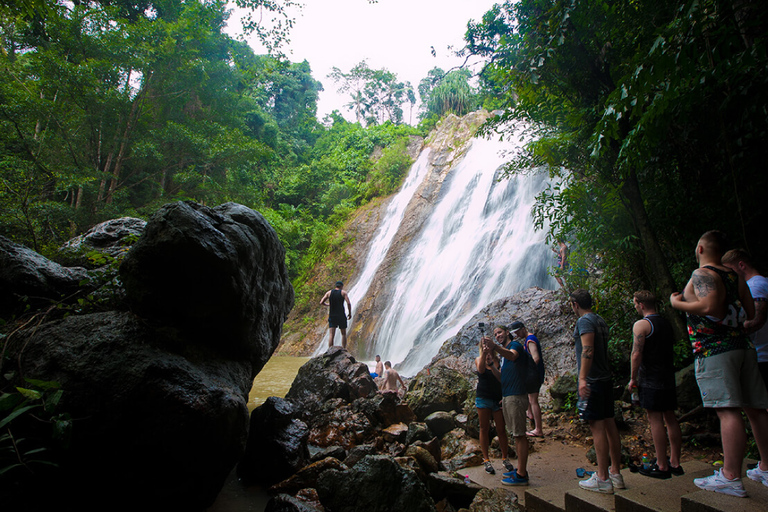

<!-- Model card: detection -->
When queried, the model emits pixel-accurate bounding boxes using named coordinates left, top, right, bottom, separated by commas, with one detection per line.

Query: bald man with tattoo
left=570, top=288, right=624, bottom=494
left=671, top=230, right=768, bottom=496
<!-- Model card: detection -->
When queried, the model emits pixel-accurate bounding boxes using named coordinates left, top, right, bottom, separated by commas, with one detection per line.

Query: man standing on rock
left=628, top=290, right=683, bottom=479
left=671, top=231, right=768, bottom=496
left=722, top=248, right=768, bottom=393
left=485, top=325, right=530, bottom=486
left=320, top=281, right=352, bottom=349
left=570, top=288, right=624, bottom=494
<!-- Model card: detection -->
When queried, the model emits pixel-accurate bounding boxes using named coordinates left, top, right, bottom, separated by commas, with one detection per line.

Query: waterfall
left=317, top=129, right=555, bottom=374
left=314, top=149, right=433, bottom=355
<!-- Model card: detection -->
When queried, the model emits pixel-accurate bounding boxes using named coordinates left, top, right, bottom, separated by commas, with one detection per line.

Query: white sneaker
left=746, top=465, right=768, bottom=487
left=579, top=473, right=614, bottom=494
left=609, top=471, right=625, bottom=489
left=693, top=469, right=747, bottom=498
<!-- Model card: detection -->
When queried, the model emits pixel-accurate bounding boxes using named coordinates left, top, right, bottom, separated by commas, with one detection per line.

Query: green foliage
left=466, top=0, right=768, bottom=351
left=419, top=68, right=479, bottom=119
left=0, top=376, right=71, bottom=479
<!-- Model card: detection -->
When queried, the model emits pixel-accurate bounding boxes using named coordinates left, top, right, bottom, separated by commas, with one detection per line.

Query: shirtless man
left=670, top=230, right=768, bottom=496
left=371, top=355, right=384, bottom=379
left=320, top=281, right=352, bottom=348
left=381, top=361, right=406, bottom=394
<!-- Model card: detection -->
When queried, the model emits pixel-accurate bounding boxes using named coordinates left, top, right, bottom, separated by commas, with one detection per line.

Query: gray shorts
left=695, top=348, right=768, bottom=409
left=502, top=395, right=528, bottom=437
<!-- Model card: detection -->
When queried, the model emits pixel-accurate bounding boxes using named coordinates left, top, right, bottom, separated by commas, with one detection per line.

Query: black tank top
left=329, top=289, right=345, bottom=317
left=639, top=314, right=675, bottom=389
left=476, top=368, right=502, bottom=401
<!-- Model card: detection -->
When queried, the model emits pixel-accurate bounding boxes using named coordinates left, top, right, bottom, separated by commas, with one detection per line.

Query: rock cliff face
left=278, top=112, right=491, bottom=356
left=1, top=201, right=293, bottom=511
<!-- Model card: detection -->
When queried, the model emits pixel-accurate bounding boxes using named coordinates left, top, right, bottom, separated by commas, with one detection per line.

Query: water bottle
left=631, top=388, right=640, bottom=407
left=641, top=453, right=650, bottom=471
left=464, top=475, right=471, bottom=484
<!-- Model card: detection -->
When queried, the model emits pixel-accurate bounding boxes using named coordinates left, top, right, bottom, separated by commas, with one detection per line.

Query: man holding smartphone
left=485, top=325, right=530, bottom=486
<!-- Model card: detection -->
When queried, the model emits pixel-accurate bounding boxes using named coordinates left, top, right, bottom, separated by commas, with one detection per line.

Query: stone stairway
left=524, top=460, right=768, bottom=512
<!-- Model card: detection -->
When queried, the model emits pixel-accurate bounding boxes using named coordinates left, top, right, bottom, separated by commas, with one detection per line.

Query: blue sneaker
left=502, top=469, right=529, bottom=486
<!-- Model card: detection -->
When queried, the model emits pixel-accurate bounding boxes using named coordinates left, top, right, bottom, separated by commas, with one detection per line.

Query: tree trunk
left=621, top=169, right=688, bottom=340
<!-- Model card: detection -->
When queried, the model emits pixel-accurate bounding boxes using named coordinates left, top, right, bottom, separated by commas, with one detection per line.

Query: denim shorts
left=475, top=396, right=501, bottom=412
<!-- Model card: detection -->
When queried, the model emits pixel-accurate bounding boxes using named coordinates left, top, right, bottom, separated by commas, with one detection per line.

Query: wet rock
left=59, top=217, right=146, bottom=266
left=407, top=421, right=435, bottom=445
left=240, top=397, right=309, bottom=485
left=344, top=443, right=377, bottom=467
left=441, top=429, right=483, bottom=471
left=269, top=457, right=347, bottom=496
left=405, top=366, right=472, bottom=420
left=425, top=472, right=484, bottom=510
left=0, top=235, right=94, bottom=316
left=382, top=422, right=409, bottom=443
left=265, top=493, right=325, bottom=512
left=468, top=487, right=522, bottom=512
left=306, top=402, right=375, bottom=449
left=286, top=347, right=377, bottom=419
left=352, top=390, right=416, bottom=426
left=316, top=455, right=437, bottom=512
left=308, top=445, right=346, bottom=463
left=412, top=437, right=442, bottom=465
left=406, top=445, right=440, bottom=474
left=425, top=411, right=456, bottom=438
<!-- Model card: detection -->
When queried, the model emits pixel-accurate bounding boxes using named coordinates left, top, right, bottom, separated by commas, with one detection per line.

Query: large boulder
left=239, top=397, right=309, bottom=485
left=405, top=365, right=472, bottom=420
left=316, top=455, right=437, bottom=512
left=4, top=201, right=293, bottom=510
left=285, top=347, right=377, bottom=418
left=120, top=201, right=294, bottom=372
left=0, top=235, right=94, bottom=315
left=59, top=217, right=146, bottom=266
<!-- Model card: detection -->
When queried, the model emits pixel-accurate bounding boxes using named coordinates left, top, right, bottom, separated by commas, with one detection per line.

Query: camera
left=478, top=322, right=485, bottom=334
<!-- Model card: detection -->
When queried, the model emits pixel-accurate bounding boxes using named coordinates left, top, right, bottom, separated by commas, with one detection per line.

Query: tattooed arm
left=578, top=332, right=595, bottom=399
left=628, top=319, right=650, bottom=391
left=745, top=299, right=766, bottom=334
left=670, top=268, right=725, bottom=317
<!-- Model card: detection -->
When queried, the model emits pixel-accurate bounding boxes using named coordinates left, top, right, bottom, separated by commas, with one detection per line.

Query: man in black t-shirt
left=628, top=290, right=683, bottom=479
left=320, top=281, right=352, bottom=349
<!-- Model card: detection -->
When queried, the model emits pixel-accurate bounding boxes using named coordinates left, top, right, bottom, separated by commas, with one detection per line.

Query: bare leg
left=716, top=408, right=746, bottom=480
left=589, top=419, right=611, bottom=481
left=647, top=410, right=669, bottom=470
left=515, top=435, right=529, bottom=476
left=745, top=407, right=768, bottom=472
left=528, top=392, right=543, bottom=435
left=605, top=418, right=622, bottom=475
left=493, top=408, right=510, bottom=460
left=340, top=328, right=347, bottom=349
left=478, top=408, right=491, bottom=461
left=328, top=327, right=336, bottom=348
left=663, top=410, right=682, bottom=468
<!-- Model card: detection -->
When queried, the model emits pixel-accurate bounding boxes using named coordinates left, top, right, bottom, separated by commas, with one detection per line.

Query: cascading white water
left=314, top=149, right=433, bottom=355
left=374, top=134, right=555, bottom=375
left=317, top=129, right=555, bottom=374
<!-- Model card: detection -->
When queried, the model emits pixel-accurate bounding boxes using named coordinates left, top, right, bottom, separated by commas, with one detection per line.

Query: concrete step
left=614, top=461, right=712, bottom=512
left=680, top=475, right=768, bottom=512
left=525, top=460, right=714, bottom=512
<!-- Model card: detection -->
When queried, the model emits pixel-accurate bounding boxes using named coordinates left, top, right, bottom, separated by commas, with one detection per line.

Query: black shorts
left=329, top=315, right=347, bottom=329
left=759, top=361, right=768, bottom=394
left=578, top=380, right=614, bottom=421
left=639, top=386, right=677, bottom=412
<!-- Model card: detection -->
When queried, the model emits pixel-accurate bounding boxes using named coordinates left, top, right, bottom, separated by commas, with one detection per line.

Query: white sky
left=225, top=0, right=499, bottom=123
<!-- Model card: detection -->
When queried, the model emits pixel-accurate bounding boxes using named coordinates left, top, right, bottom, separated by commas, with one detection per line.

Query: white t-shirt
left=747, top=275, right=768, bottom=362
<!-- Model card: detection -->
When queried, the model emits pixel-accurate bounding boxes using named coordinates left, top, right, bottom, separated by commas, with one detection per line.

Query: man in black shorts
left=320, top=281, right=352, bottom=349
left=628, top=290, right=683, bottom=479
left=571, top=289, right=624, bottom=494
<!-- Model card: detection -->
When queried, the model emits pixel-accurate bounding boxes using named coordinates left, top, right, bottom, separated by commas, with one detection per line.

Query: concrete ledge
left=614, top=462, right=712, bottom=512
left=680, top=478, right=768, bottom=512
left=525, top=480, right=575, bottom=512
